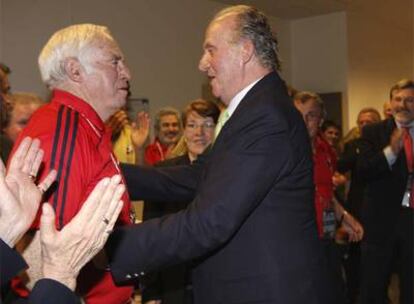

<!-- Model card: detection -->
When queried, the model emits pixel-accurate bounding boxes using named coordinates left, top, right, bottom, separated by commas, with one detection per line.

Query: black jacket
left=109, top=72, right=333, bottom=304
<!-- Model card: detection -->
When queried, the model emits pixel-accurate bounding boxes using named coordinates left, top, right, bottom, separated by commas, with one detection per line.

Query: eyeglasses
left=186, top=121, right=215, bottom=130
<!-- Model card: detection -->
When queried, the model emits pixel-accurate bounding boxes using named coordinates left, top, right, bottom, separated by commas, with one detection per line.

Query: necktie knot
left=214, top=109, right=229, bottom=140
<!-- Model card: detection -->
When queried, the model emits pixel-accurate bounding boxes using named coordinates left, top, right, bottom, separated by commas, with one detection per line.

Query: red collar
left=52, top=89, right=105, bottom=134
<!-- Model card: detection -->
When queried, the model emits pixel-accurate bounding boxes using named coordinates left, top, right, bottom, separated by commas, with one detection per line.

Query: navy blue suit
left=109, top=72, right=333, bottom=303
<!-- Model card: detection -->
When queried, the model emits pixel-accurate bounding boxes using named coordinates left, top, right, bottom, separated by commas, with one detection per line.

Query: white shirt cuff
left=384, top=145, right=397, bottom=167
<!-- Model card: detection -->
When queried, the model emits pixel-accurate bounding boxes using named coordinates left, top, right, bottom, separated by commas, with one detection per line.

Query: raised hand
left=106, top=110, right=130, bottom=136
left=0, top=137, right=56, bottom=247
left=131, top=111, right=150, bottom=149
left=39, top=175, right=125, bottom=290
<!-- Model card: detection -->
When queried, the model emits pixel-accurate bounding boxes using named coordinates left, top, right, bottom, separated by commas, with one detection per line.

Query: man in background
left=2, top=93, right=45, bottom=141
left=358, top=79, right=414, bottom=304
left=145, top=107, right=181, bottom=165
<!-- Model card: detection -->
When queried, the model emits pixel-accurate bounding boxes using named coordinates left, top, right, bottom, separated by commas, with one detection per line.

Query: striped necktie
left=214, top=109, right=229, bottom=140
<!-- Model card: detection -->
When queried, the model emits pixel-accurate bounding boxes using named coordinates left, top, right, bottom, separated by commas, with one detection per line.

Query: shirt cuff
left=383, top=145, right=397, bottom=167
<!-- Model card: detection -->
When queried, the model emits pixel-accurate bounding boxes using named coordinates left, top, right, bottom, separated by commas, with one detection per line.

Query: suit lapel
left=213, top=72, right=286, bottom=147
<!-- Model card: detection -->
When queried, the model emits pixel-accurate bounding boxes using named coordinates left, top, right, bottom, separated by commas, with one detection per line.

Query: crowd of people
left=0, top=4, right=412, bottom=304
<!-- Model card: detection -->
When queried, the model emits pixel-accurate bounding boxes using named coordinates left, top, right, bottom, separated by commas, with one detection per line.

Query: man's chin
left=394, top=114, right=414, bottom=126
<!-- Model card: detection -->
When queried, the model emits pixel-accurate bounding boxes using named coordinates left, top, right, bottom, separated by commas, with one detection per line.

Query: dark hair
left=0, top=63, right=11, bottom=74
left=321, top=120, right=340, bottom=133
left=182, top=99, right=220, bottom=126
left=0, top=95, right=12, bottom=130
left=214, top=5, right=281, bottom=71
left=389, top=79, right=414, bottom=99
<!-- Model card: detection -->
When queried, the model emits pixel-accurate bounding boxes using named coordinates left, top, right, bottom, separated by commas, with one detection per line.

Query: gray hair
left=38, top=24, right=115, bottom=87
left=294, top=91, right=326, bottom=119
left=357, top=107, right=381, bottom=123
left=154, top=107, right=181, bottom=133
left=213, top=5, right=281, bottom=71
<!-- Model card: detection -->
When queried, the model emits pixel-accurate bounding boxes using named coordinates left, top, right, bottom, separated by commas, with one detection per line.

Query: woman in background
left=142, top=99, right=220, bottom=304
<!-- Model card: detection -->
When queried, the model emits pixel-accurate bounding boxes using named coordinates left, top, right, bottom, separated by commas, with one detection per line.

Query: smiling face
left=157, top=114, right=181, bottom=147
left=80, top=39, right=131, bottom=120
left=198, top=16, right=245, bottom=105
left=390, top=88, right=414, bottom=126
left=322, top=126, right=340, bottom=147
left=184, top=110, right=215, bottom=161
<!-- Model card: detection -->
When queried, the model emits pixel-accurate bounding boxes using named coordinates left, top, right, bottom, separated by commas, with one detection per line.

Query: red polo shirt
left=13, top=89, right=133, bottom=303
left=313, top=134, right=337, bottom=238
left=144, top=138, right=169, bottom=165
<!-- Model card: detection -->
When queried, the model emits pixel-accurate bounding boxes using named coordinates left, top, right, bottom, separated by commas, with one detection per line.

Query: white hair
left=38, top=24, right=115, bottom=87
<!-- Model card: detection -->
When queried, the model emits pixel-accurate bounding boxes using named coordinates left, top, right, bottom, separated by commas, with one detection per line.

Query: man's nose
left=119, top=61, right=131, bottom=80
left=198, top=54, right=209, bottom=72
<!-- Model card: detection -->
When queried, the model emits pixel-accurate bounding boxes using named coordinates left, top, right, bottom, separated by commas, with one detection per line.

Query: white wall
left=291, top=12, right=347, bottom=93
left=346, top=0, right=413, bottom=127
left=269, top=17, right=292, bottom=83
left=0, top=0, right=291, bottom=119
left=290, top=12, right=348, bottom=128
left=289, top=5, right=413, bottom=131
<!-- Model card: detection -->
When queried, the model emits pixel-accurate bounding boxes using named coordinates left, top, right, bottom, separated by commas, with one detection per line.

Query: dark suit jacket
left=357, top=118, right=409, bottom=243
left=0, top=239, right=79, bottom=303
left=142, top=154, right=193, bottom=304
left=337, top=138, right=366, bottom=219
left=0, top=133, right=13, bottom=163
left=109, top=72, right=331, bottom=304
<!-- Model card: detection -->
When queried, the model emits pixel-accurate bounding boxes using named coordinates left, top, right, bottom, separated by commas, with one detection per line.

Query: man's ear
left=240, top=39, right=255, bottom=64
left=63, top=58, right=84, bottom=83
left=293, top=99, right=301, bottom=110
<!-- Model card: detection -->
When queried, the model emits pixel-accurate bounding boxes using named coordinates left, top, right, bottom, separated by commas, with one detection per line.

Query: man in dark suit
left=357, top=79, right=414, bottom=304
left=108, top=5, right=332, bottom=304
left=336, top=107, right=381, bottom=304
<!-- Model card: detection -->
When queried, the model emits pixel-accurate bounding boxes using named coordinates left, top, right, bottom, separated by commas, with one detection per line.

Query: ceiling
left=213, top=0, right=350, bottom=19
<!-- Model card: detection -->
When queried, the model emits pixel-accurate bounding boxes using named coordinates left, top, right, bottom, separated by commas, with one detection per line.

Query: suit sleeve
left=337, top=141, right=357, bottom=174
left=107, top=116, right=294, bottom=283
left=357, top=124, right=392, bottom=181
left=29, top=279, right=80, bottom=304
left=0, top=238, right=27, bottom=289
left=121, top=160, right=202, bottom=202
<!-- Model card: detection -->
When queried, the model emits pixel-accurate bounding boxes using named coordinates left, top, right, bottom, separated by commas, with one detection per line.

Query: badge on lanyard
left=322, top=207, right=336, bottom=239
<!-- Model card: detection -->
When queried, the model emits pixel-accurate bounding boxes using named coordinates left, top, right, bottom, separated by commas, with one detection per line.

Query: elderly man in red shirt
left=10, top=24, right=134, bottom=303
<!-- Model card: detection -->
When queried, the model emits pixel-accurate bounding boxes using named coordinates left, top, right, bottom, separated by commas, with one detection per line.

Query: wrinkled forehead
left=160, top=114, right=179, bottom=124
left=85, top=38, right=123, bottom=61
left=300, top=98, right=321, bottom=113
left=204, top=16, right=238, bottom=44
